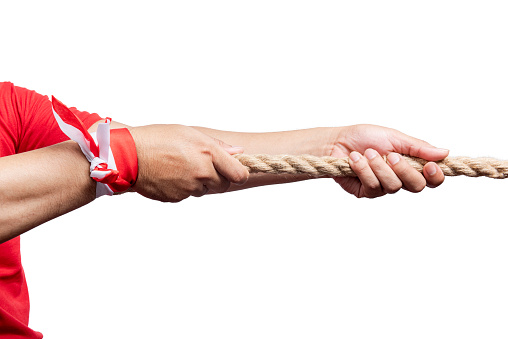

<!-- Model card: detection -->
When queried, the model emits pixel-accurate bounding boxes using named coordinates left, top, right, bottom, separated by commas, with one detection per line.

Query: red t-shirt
left=0, top=82, right=103, bottom=338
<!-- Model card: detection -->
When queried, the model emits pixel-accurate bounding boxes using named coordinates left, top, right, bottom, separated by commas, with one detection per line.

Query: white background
left=1, top=1, right=508, bottom=338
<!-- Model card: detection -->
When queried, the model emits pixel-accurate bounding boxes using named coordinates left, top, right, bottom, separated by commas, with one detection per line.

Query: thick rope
left=233, top=154, right=508, bottom=179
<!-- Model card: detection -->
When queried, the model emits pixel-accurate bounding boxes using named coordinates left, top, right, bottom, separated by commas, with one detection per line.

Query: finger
left=190, top=183, right=209, bottom=197
left=386, top=152, right=426, bottom=193
left=410, top=146, right=449, bottom=162
left=349, top=151, right=384, bottom=198
left=211, top=146, right=250, bottom=185
left=364, top=149, right=403, bottom=194
left=223, top=146, right=245, bottom=155
left=389, top=130, right=449, bottom=161
left=333, top=177, right=363, bottom=197
left=422, top=162, right=445, bottom=188
left=202, top=171, right=231, bottom=193
left=192, top=160, right=231, bottom=195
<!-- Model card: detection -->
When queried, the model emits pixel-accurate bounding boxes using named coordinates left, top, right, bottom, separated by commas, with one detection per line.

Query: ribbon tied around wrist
left=51, top=96, right=138, bottom=197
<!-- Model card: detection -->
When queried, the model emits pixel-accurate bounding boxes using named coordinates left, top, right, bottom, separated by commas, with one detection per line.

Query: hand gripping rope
left=51, top=97, right=138, bottom=197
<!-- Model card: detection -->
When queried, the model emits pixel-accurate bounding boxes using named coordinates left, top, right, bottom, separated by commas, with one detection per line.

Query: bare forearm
left=193, top=126, right=338, bottom=155
left=0, top=141, right=96, bottom=243
left=192, top=126, right=341, bottom=191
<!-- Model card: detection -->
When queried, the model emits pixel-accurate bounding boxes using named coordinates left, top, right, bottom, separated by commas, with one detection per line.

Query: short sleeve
left=2, top=83, right=104, bottom=153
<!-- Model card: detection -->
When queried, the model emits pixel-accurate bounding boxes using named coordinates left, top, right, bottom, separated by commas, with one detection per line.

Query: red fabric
left=107, top=128, right=138, bottom=191
left=51, top=98, right=138, bottom=192
left=51, top=96, right=101, bottom=156
left=0, top=82, right=104, bottom=338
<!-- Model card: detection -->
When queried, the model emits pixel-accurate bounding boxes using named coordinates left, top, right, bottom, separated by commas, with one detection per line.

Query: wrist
left=312, top=126, right=347, bottom=157
left=52, top=97, right=138, bottom=197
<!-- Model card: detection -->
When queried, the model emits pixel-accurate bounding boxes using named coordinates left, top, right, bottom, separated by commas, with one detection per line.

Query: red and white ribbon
left=51, top=96, right=137, bottom=197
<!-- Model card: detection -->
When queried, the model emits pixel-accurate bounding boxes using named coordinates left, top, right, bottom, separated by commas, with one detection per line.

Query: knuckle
left=166, top=193, right=188, bottom=203
left=190, top=182, right=205, bottom=195
left=383, top=187, right=398, bottom=194
left=216, top=181, right=231, bottom=193
left=230, top=168, right=249, bottom=184
left=351, top=156, right=367, bottom=169
left=364, top=181, right=380, bottom=192
left=229, top=172, right=242, bottom=184
left=198, top=143, right=213, bottom=156
left=395, top=164, right=412, bottom=178
left=213, top=138, right=227, bottom=148
left=408, top=180, right=426, bottom=193
left=193, top=165, right=213, bottom=181
left=384, top=181, right=403, bottom=194
left=351, top=163, right=369, bottom=177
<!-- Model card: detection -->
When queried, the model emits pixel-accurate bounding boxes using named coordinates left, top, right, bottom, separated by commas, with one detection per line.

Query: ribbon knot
left=90, top=157, right=120, bottom=184
left=90, top=157, right=107, bottom=171
left=52, top=96, right=138, bottom=197
left=51, top=96, right=119, bottom=195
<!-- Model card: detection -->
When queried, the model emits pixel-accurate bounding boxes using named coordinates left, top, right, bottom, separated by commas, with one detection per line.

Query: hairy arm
left=0, top=121, right=133, bottom=243
left=0, top=141, right=96, bottom=243
left=0, top=121, right=128, bottom=243
left=0, top=121, right=248, bottom=243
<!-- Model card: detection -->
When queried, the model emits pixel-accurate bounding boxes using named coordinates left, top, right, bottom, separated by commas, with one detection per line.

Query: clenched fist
left=129, top=124, right=249, bottom=202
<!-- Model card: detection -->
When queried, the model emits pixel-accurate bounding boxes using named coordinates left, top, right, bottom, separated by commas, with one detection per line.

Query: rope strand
left=233, top=154, right=508, bottom=179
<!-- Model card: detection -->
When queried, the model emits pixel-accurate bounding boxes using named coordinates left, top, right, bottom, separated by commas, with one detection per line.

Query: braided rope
left=233, top=154, right=508, bottom=179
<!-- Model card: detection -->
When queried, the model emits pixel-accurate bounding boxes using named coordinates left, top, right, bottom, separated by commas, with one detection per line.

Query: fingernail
left=350, top=151, right=361, bottom=162
left=225, top=146, right=244, bottom=154
left=387, top=153, right=400, bottom=165
left=427, top=163, right=437, bottom=176
left=365, top=149, right=377, bottom=160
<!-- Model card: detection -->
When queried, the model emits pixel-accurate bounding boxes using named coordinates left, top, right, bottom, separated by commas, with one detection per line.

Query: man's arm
left=193, top=126, right=339, bottom=190
left=192, top=125, right=449, bottom=196
left=0, top=120, right=119, bottom=243
left=0, top=121, right=447, bottom=243
left=0, top=141, right=96, bottom=243
left=0, top=122, right=249, bottom=244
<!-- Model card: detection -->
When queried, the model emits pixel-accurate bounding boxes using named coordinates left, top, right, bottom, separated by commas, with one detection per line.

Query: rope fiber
left=233, top=154, right=508, bottom=179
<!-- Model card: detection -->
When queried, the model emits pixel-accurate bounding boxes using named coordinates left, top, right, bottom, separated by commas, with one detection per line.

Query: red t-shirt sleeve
left=0, top=82, right=104, bottom=153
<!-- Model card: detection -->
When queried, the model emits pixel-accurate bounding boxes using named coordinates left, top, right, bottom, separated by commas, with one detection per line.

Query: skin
left=192, top=124, right=447, bottom=196
left=0, top=122, right=446, bottom=243
left=331, top=124, right=448, bottom=198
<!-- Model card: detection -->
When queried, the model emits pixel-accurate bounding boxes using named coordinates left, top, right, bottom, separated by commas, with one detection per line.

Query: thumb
left=211, top=144, right=250, bottom=185
left=212, top=138, right=245, bottom=155
left=390, top=130, right=449, bottom=161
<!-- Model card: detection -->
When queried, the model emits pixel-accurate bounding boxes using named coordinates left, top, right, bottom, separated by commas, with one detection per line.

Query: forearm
left=193, top=126, right=337, bottom=155
left=0, top=141, right=96, bottom=243
left=192, top=126, right=342, bottom=191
